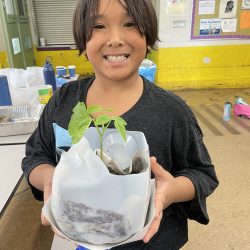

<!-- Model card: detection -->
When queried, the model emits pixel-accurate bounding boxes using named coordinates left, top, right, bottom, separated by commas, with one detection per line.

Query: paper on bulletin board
left=221, top=18, right=237, bottom=32
left=240, top=11, right=250, bottom=28
left=219, top=0, right=238, bottom=18
left=242, top=0, right=250, bottom=9
left=198, top=0, right=215, bottom=15
left=200, top=18, right=221, bottom=35
left=167, top=0, right=185, bottom=14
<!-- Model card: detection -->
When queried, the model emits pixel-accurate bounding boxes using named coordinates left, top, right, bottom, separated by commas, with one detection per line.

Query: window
left=32, top=0, right=77, bottom=46
left=17, top=0, right=25, bottom=16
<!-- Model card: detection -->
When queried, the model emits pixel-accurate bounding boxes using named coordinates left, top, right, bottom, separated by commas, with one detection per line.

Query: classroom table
left=0, top=134, right=30, bottom=145
left=0, top=134, right=30, bottom=217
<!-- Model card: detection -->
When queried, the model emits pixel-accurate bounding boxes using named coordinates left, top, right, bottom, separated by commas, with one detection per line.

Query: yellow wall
left=153, top=44, right=250, bottom=90
left=3, top=44, right=250, bottom=90
left=34, top=49, right=94, bottom=76
left=0, top=51, right=9, bottom=68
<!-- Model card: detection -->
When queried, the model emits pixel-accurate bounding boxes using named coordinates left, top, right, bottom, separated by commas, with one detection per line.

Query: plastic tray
left=0, top=105, right=43, bottom=137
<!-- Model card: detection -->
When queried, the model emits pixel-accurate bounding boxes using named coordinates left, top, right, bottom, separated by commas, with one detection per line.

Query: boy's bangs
left=84, top=1, right=99, bottom=41
left=73, top=0, right=158, bottom=55
left=120, top=0, right=145, bottom=35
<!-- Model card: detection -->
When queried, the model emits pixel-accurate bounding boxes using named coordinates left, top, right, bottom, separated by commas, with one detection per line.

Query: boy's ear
left=146, top=46, right=151, bottom=56
left=83, top=52, right=88, bottom=60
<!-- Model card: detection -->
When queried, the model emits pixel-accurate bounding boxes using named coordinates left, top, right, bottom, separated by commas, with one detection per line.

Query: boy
left=22, top=1, right=219, bottom=249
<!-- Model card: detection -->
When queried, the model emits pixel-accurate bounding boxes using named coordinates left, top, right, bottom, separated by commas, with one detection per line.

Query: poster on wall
left=167, top=0, right=186, bottom=14
left=192, top=0, right=250, bottom=39
left=240, top=11, right=250, bottom=28
left=242, top=0, right=250, bottom=9
left=221, top=18, right=237, bottom=32
left=198, top=0, right=216, bottom=15
left=200, top=18, right=221, bottom=34
left=219, top=0, right=238, bottom=18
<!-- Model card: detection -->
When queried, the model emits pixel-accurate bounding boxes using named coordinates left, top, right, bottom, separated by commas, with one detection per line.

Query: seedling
left=68, top=102, right=127, bottom=160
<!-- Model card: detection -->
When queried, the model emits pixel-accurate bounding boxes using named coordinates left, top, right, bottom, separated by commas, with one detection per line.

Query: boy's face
left=85, top=0, right=147, bottom=82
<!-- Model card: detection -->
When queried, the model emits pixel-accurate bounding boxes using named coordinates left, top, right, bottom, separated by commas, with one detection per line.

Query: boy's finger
left=154, top=197, right=164, bottom=218
left=41, top=213, right=50, bottom=226
left=143, top=212, right=162, bottom=243
left=43, top=185, right=52, bottom=203
left=150, top=156, right=165, bottom=178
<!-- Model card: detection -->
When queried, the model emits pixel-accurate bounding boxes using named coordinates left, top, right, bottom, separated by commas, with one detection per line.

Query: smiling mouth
left=104, top=54, right=129, bottom=62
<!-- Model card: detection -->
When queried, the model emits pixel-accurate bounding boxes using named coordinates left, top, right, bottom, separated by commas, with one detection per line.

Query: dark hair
left=73, top=0, right=158, bottom=56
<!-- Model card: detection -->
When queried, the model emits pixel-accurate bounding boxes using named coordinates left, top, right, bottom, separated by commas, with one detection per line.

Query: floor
left=0, top=88, right=250, bottom=250
left=177, top=88, right=250, bottom=250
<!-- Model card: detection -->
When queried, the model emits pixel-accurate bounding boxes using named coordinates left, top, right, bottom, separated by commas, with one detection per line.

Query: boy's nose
left=106, top=29, right=124, bottom=47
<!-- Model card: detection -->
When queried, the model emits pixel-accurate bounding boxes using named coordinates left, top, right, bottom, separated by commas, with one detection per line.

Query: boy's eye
left=124, top=22, right=136, bottom=28
left=93, top=24, right=105, bottom=29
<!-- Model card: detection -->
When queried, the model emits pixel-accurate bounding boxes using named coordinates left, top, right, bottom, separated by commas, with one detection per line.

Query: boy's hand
left=41, top=167, right=54, bottom=226
left=143, top=157, right=176, bottom=243
left=143, top=157, right=195, bottom=243
left=41, top=184, right=52, bottom=226
left=41, top=167, right=69, bottom=240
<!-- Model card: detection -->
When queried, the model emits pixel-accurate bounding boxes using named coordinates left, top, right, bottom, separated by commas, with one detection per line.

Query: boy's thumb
left=41, top=213, right=50, bottom=226
left=150, top=156, right=164, bottom=178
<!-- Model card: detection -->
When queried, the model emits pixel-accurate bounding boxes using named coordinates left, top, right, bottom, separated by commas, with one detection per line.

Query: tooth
left=106, top=55, right=127, bottom=62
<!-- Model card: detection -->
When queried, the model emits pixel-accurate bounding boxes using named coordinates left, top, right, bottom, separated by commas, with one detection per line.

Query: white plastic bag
left=26, top=66, right=45, bottom=86
left=8, top=68, right=28, bottom=88
left=0, top=67, right=46, bottom=105
left=43, top=128, right=155, bottom=249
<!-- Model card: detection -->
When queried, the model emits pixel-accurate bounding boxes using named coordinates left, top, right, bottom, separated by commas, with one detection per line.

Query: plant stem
left=100, top=133, right=103, bottom=160
left=95, top=121, right=111, bottom=161
left=96, top=126, right=103, bottom=160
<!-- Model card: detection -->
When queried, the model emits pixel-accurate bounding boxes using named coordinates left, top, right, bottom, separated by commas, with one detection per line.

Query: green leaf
left=113, top=116, right=127, bottom=125
left=94, top=114, right=111, bottom=126
left=69, top=102, right=127, bottom=147
left=69, top=102, right=93, bottom=143
left=73, top=102, right=87, bottom=114
left=71, top=133, right=84, bottom=144
left=87, top=105, right=102, bottom=114
left=72, top=102, right=90, bottom=121
left=114, top=119, right=127, bottom=142
left=69, top=112, right=90, bottom=135
left=68, top=116, right=79, bottom=137
left=70, top=117, right=92, bottom=144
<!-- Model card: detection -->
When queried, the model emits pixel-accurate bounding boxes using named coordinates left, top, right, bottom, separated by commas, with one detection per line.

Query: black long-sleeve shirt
left=22, top=76, right=219, bottom=249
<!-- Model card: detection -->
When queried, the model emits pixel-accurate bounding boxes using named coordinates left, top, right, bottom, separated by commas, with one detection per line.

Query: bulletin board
left=191, top=0, right=250, bottom=39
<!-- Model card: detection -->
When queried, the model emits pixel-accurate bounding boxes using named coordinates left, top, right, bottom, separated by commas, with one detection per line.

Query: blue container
left=0, top=75, right=12, bottom=106
left=43, top=56, right=57, bottom=91
left=68, top=65, right=76, bottom=77
left=138, top=63, right=157, bottom=83
left=63, top=67, right=67, bottom=76
left=75, top=246, right=109, bottom=250
left=75, top=246, right=89, bottom=250
left=56, top=66, right=64, bottom=77
left=56, top=76, right=68, bottom=88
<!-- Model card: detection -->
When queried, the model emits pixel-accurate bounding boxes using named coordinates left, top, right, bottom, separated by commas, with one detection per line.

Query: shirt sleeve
left=171, top=104, right=219, bottom=224
left=21, top=93, right=58, bottom=201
